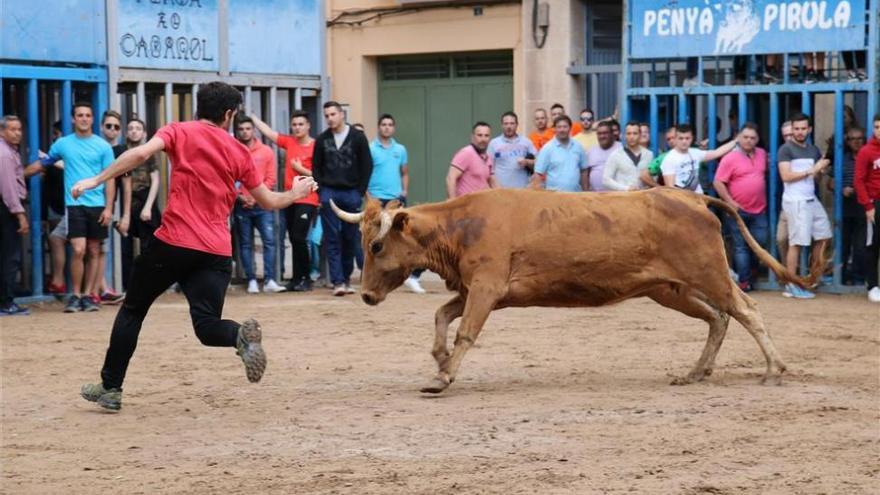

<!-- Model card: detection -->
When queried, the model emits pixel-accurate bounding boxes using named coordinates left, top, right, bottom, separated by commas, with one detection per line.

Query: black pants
left=285, top=203, right=317, bottom=284
left=841, top=214, right=866, bottom=283
left=0, top=203, right=22, bottom=307
left=121, top=193, right=161, bottom=292
left=101, top=239, right=239, bottom=390
left=866, top=202, right=880, bottom=289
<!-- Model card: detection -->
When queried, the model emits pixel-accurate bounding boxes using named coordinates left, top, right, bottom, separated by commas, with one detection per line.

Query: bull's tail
left=700, top=196, right=826, bottom=289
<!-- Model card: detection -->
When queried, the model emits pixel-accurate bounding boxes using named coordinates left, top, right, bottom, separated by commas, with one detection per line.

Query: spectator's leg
left=85, top=239, right=103, bottom=298
left=865, top=205, right=880, bottom=290
left=290, top=204, right=316, bottom=285
left=320, top=190, right=345, bottom=286
left=234, top=205, right=257, bottom=282
left=850, top=215, right=867, bottom=284
left=728, top=214, right=750, bottom=285
left=255, top=209, right=277, bottom=282
left=49, top=229, right=67, bottom=290
left=0, top=204, right=19, bottom=307
left=70, top=237, right=87, bottom=296
left=749, top=212, right=769, bottom=281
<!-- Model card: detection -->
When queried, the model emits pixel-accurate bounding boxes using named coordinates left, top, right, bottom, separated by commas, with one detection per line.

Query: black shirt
left=312, top=127, right=373, bottom=195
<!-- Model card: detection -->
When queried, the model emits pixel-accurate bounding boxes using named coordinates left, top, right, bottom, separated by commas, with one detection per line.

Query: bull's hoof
left=670, top=375, right=694, bottom=386
left=760, top=374, right=784, bottom=386
left=420, top=377, right=450, bottom=394
left=670, top=369, right=709, bottom=386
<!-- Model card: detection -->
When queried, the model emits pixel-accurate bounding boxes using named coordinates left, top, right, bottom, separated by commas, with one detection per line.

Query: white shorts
left=50, top=213, right=67, bottom=239
left=782, top=197, right=832, bottom=246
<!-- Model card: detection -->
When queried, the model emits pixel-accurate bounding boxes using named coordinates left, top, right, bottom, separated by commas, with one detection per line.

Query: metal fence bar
left=767, top=91, right=780, bottom=287
left=832, top=90, right=845, bottom=286
left=27, top=79, right=43, bottom=296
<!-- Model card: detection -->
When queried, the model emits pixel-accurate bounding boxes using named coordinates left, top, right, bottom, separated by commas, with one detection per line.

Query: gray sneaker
left=80, top=383, right=122, bottom=410
left=236, top=319, right=266, bottom=383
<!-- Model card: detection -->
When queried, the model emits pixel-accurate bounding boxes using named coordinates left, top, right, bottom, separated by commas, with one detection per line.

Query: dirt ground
left=2, top=278, right=878, bottom=494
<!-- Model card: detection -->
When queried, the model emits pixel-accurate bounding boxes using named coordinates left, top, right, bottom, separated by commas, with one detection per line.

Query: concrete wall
left=522, top=0, right=586, bottom=134
left=327, top=0, right=524, bottom=134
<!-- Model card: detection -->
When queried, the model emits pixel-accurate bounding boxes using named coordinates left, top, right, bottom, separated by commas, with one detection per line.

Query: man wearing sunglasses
left=573, top=108, right=598, bottom=154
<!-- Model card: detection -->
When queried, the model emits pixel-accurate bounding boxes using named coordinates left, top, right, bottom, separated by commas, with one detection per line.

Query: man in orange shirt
left=234, top=116, right=286, bottom=294
left=528, top=108, right=553, bottom=151
left=250, top=111, right=319, bottom=292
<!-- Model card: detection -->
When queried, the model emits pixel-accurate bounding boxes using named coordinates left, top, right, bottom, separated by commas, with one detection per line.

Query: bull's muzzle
left=361, top=292, right=379, bottom=306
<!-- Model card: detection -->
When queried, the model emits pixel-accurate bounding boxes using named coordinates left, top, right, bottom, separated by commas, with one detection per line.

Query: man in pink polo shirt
left=446, top=121, right=499, bottom=198
left=234, top=116, right=286, bottom=294
left=713, top=122, right=768, bottom=292
left=71, top=82, right=316, bottom=410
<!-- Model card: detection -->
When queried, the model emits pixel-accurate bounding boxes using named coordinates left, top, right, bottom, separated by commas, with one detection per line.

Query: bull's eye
left=370, top=241, right=383, bottom=255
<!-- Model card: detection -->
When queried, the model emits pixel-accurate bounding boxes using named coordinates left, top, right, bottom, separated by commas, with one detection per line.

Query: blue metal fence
left=1, top=64, right=109, bottom=301
left=620, top=0, right=879, bottom=293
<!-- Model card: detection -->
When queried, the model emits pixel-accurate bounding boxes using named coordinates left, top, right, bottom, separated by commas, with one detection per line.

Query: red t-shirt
left=277, top=134, right=318, bottom=206
left=153, top=121, right=259, bottom=256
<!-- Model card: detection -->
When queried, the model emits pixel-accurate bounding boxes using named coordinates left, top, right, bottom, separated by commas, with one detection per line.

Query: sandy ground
left=1, top=278, right=878, bottom=494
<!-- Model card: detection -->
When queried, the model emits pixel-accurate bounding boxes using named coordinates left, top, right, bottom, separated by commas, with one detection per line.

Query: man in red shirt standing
left=250, top=111, right=318, bottom=292
left=233, top=116, right=286, bottom=294
left=855, top=114, right=880, bottom=302
left=72, top=82, right=317, bottom=410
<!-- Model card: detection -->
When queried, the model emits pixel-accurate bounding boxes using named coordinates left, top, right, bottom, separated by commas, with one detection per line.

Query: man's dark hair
left=846, top=126, right=865, bottom=137
left=323, top=101, right=343, bottom=111
left=639, top=122, right=649, bottom=128
left=609, top=119, right=620, bottom=129
left=236, top=115, right=254, bottom=127
left=740, top=121, right=760, bottom=134
left=597, top=120, right=614, bottom=132
left=550, top=103, right=565, bottom=111
left=472, top=121, right=491, bottom=132
left=625, top=120, right=641, bottom=130
left=789, top=113, right=812, bottom=126
left=53, top=120, right=62, bottom=132
left=378, top=113, right=395, bottom=125
left=291, top=111, right=310, bottom=123
left=101, top=110, right=121, bottom=124
left=553, top=115, right=572, bottom=127
left=196, top=82, right=242, bottom=124
left=71, top=101, right=93, bottom=117
left=128, top=117, right=146, bottom=129
left=873, top=114, right=880, bottom=123
left=580, top=107, right=594, bottom=116
left=676, top=123, right=694, bottom=135
left=501, top=111, right=518, bottom=123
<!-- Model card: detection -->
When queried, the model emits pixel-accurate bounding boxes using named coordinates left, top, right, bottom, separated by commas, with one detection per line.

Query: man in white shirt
left=777, top=113, right=831, bottom=299
left=661, top=123, right=737, bottom=193
left=603, top=121, right=654, bottom=191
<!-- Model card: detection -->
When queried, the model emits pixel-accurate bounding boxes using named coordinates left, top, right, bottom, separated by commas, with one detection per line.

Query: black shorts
left=67, top=206, right=108, bottom=240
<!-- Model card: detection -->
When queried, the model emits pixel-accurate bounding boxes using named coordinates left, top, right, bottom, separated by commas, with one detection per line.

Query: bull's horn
left=329, top=199, right=364, bottom=224
left=376, top=211, right=393, bottom=240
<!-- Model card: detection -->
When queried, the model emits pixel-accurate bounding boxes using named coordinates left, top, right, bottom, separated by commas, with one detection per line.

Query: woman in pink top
left=71, top=82, right=317, bottom=411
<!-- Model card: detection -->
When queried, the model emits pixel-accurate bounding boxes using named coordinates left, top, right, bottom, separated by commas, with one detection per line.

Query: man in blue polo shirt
left=488, top=111, right=536, bottom=189
left=530, top=115, right=588, bottom=192
left=37, top=102, right=115, bottom=313
left=368, top=114, right=425, bottom=293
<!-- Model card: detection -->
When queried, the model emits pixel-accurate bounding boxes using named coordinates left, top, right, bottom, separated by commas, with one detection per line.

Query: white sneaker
left=263, top=279, right=287, bottom=293
left=868, top=286, right=880, bottom=303
left=404, top=276, right=426, bottom=294
left=344, top=283, right=357, bottom=294
left=247, top=279, right=259, bottom=294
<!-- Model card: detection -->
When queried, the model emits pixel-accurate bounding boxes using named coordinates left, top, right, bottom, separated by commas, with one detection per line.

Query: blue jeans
left=319, top=187, right=362, bottom=285
left=234, top=204, right=277, bottom=281
left=725, top=210, right=768, bottom=285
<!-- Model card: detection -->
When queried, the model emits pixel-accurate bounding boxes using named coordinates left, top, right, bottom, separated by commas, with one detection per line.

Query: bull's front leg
left=431, top=295, right=465, bottom=370
left=421, top=285, right=501, bottom=394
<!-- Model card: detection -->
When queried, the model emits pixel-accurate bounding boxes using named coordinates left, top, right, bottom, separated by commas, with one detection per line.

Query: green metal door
left=378, top=51, right=513, bottom=204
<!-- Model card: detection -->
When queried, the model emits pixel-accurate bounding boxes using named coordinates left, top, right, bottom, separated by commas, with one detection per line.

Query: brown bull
left=331, top=188, right=823, bottom=394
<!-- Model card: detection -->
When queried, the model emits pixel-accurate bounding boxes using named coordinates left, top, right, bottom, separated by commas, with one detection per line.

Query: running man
left=72, top=82, right=317, bottom=410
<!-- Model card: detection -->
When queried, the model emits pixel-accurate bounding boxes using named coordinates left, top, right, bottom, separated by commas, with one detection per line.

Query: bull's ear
left=392, top=211, right=409, bottom=232
left=385, top=199, right=401, bottom=210
left=364, top=195, right=382, bottom=218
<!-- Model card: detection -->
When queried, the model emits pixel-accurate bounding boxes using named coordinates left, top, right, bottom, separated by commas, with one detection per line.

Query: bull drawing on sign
left=332, top=188, right=824, bottom=394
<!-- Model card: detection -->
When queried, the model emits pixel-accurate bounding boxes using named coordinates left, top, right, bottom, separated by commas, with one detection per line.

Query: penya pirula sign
left=630, top=0, right=866, bottom=58
left=117, top=0, right=219, bottom=71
